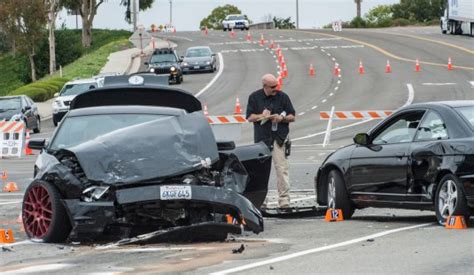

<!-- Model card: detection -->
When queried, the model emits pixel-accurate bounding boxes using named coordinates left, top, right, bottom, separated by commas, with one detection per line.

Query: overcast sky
left=58, top=0, right=399, bottom=31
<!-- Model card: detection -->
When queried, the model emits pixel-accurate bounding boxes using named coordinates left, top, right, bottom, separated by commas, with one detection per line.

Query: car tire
left=434, top=174, right=470, bottom=225
left=223, top=28, right=227, bottom=32
left=53, top=118, right=58, bottom=127
left=327, top=169, right=354, bottom=219
left=22, top=180, right=72, bottom=243
left=33, top=117, right=41, bottom=133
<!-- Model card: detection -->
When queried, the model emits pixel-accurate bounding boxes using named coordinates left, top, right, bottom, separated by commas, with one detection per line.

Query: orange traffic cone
left=277, top=74, right=283, bottom=90
left=278, top=52, right=283, bottom=63
left=234, top=98, right=242, bottom=115
left=324, top=208, right=344, bottom=222
left=447, top=57, right=453, bottom=71
left=1, top=170, right=7, bottom=182
left=269, top=40, right=274, bottom=49
left=230, top=29, right=235, bottom=38
left=333, top=63, right=339, bottom=76
left=259, top=34, right=265, bottom=46
left=2, top=182, right=19, bottom=192
left=309, top=64, right=315, bottom=76
left=17, top=213, right=24, bottom=233
left=246, top=31, right=252, bottom=41
left=282, top=63, right=288, bottom=78
left=415, top=58, right=421, bottom=72
left=0, top=228, right=15, bottom=243
left=445, top=216, right=468, bottom=229
left=203, top=104, right=209, bottom=116
left=24, top=131, right=33, bottom=155
left=276, top=45, right=281, bottom=54
left=385, top=60, right=392, bottom=73
left=359, top=60, right=365, bottom=75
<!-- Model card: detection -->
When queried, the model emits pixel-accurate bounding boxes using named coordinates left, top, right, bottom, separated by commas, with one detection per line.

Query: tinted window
left=372, top=111, right=425, bottom=145
left=456, top=106, right=474, bottom=128
left=50, top=114, right=169, bottom=150
left=415, top=111, right=448, bottom=141
left=186, top=48, right=211, bottom=57
left=60, top=83, right=95, bottom=96
left=0, top=98, right=21, bottom=111
left=150, top=53, right=177, bottom=63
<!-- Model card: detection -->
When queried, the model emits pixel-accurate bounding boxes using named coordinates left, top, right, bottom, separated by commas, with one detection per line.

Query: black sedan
left=315, top=101, right=474, bottom=224
left=23, top=75, right=271, bottom=243
left=181, top=46, right=217, bottom=73
left=0, top=95, right=41, bottom=133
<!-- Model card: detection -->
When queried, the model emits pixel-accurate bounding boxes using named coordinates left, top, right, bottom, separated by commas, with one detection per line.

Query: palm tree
left=355, top=0, right=363, bottom=18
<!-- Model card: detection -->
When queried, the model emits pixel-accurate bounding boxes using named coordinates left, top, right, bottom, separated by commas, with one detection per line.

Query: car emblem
left=128, top=75, right=144, bottom=85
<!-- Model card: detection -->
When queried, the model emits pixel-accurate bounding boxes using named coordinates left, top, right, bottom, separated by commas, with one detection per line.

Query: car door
left=21, top=96, right=34, bottom=127
left=408, top=110, right=450, bottom=202
left=349, top=110, right=426, bottom=202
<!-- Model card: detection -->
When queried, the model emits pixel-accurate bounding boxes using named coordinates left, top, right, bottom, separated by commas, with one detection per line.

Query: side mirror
left=23, top=106, right=32, bottom=112
left=180, top=56, right=184, bottom=59
left=53, top=92, right=59, bottom=97
left=353, top=133, right=370, bottom=146
left=144, top=62, right=149, bottom=66
left=28, top=138, right=46, bottom=150
left=211, top=53, right=216, bottom=57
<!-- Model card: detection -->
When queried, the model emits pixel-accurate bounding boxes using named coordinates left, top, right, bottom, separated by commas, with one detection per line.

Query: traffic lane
left=304, top=29, right=474, bottom=68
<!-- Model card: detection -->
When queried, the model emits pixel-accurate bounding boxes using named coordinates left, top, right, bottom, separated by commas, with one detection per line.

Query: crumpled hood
left=64, top=112, right=219, bottom=184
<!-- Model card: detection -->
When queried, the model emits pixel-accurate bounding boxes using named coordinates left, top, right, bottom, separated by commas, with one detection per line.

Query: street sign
left=129, top=29, right=152, bottom=50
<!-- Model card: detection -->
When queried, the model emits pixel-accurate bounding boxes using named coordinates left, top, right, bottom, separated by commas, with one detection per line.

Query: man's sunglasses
left=269, top=84, right=278, bottom=89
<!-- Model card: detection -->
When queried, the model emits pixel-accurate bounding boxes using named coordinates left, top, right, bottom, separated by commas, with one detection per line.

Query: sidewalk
left=37, top=37, right=176, bottom=120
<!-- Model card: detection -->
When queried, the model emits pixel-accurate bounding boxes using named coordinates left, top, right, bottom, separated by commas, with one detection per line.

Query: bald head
left=262, top=74, right=278, bottom=87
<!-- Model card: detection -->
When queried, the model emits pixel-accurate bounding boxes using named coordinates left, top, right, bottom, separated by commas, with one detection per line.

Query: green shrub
left=9, top=86, right=49, bottom=102
left=350, top=16, right=367, bottom=28
left=391, top=18, right=412, bottom=26
left=8, top=77, right=70, bottom=102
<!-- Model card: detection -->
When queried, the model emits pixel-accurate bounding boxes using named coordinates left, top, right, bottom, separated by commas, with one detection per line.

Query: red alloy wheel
left=23, top=185, right=53, bottom=238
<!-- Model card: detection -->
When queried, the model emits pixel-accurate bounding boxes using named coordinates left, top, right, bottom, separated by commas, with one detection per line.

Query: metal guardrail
left=249, top=22, right=275, bottom=30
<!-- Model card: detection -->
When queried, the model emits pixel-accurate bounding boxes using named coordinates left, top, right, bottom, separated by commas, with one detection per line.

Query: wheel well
left=432, top=170, right=454, bottom=202
left=317, top=164, right=343, bottom=205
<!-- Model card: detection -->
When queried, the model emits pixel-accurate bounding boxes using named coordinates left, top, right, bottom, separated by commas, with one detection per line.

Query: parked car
left=0, top=95, right=41, bottom=133
left=53, top=78, right=103, bottom=126
left=315, top=101, right=474, bottom=225
left=222, top=14, right=250, bottom=31
left=181, top=46, right=217, bottom=73
left=23, top=75, right=272, bottom=243
left=145, top=48, right=183, bottom=84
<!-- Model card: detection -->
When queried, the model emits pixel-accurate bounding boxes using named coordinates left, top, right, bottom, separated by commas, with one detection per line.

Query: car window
left=60, top=83, right=95, bottom=96
left=186, top=48, right=211, bottom=57
left=455, top=106, right=474, bottom=128
left=21, top=97, right=28, bottom=108
left=150, top=53, right=177, bottom=63
left=372, top=111, right=425, bottom=145
left=0, top=97, right=21, bottom=111
left=414, top=111, right=448, bottom=141
left=26, top=96, right=34, bottom=105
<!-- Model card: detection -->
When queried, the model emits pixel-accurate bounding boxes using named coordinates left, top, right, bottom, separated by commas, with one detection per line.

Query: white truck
left=440, top=0, right=474, bottom=35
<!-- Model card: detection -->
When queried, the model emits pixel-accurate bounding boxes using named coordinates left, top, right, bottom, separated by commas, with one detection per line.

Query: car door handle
left=395, top=152, right=405, bottom=159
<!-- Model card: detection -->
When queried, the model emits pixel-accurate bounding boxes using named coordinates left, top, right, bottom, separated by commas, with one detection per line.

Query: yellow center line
left=287, top=30, right=474, bottom=71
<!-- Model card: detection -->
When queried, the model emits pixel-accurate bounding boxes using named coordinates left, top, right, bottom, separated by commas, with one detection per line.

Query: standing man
left=246, top=74, right=296, bottom=208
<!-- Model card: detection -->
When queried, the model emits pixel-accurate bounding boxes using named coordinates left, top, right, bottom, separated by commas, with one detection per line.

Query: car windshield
left=150, top=54, right=176, bottom=63
left=50, top=113, right=169, bottom=150
left=60, top=83, right=96, bottom=96
left=227, top=15, right=245, bottom=20
left=0, top=97, right=20, bottom=111
left=456, top=106, right=474, bottom=128
left=186, top=48, right=211, bottom=57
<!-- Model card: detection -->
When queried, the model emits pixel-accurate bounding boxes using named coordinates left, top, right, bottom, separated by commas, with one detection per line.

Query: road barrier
left=0, top=120, right=26, bottom=158
left=249, top=22, right=275, bottom=30
left=320, top=110, right=393, bottom=120
left=207, top=115, right=246, bottom=141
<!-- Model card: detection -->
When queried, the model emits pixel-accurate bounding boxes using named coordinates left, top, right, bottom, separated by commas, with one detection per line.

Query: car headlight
left=82, top=186, right=110, bottom=202
left=183, top=62, right=188, bottom=66
left=53, top=100, right=63, bottom=108
left=170, top=66, right=176, bottom=72
left=206, top=61, right=211, bottom=65
left=150, top=68, right=155, bottom=73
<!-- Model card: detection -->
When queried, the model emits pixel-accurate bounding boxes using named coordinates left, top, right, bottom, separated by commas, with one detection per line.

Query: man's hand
left=270, top=114, right=283, bottom=123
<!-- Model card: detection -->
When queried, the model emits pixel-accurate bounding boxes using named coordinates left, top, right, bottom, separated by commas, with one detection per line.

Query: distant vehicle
left=315, top=101, right=474, bottom=225
left=145, top=48, right=183, bottom=84
left=440, top=0, right=473, bottom=35
left=222, top=14, right=249, bottom=31
left=52, top=78, right=103, bottom=127
left=0, top=95, right=41, bottom=133
left=181, top=46, right=217, bottom=73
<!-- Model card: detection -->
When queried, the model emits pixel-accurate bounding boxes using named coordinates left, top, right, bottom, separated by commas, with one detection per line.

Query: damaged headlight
left=82, top=186, right=110, bottom=202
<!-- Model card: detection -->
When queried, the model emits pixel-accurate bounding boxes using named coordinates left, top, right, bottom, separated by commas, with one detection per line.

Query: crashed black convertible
left=23, top=75, right=271, bottom=243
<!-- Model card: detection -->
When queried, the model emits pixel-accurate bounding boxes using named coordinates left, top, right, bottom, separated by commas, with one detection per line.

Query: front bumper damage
left=64, top=184, right=263, bottom=242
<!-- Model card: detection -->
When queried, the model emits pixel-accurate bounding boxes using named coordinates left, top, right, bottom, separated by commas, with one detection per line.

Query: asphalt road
left=1, top=26, right=473, bottom=273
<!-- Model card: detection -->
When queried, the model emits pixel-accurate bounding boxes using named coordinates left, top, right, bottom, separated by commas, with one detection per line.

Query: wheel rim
left=438, top=180, right=458, bottom=220
left=23, top=185, right=53, bottom=238
left=327, top=176, right=336, bottom=209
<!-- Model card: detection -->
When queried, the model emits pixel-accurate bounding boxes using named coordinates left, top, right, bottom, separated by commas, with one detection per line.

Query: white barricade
left=207, top=115, right=246, bottom=141
left=0, top=120, right=26, bottom=158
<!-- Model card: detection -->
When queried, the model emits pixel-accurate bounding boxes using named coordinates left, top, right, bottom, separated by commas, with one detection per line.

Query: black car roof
left=407, top=100, right=474, bottom=109
left=68, top=105, right=185, bottom=117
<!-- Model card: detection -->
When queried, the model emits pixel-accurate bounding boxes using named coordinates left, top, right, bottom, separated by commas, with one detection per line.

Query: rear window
left=61, top=83, right=96, bottom=96
left=455, top=106, right=474, bottom=128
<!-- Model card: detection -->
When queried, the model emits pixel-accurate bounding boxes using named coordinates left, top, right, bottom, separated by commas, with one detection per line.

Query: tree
left=354, top=0, right=363, bottom=18
left=62, top=0, right=105, bottom=47
left=200, top=4, right=243, bottom=30
left=45, top=0, right=62, bottom=75
left=273, top=17, right=295, bottom=29
left=365, top=5, right=393, bottom=27
left=121, top=0, right=154, bottom=24
left=0, top=0, right=47, bottom=81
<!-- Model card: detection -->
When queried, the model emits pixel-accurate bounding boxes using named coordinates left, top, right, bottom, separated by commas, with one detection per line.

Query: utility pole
left=132, top=0, right=139, bottom=31
left=169, top=0, right=173, bottom=25
left=296, top=0, right=299, bottom=29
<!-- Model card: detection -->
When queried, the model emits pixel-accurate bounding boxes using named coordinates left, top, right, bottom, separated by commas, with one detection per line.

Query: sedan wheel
left=23, top=181, right=71, bottom=242
left=33, top=118, right=41, bottom=133
left=327, top=170, right=354, bottom=219
left=435, top=174, right=469, bottom=225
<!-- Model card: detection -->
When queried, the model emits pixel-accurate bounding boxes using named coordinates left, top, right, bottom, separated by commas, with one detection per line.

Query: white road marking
left=4, top=264, right=73, bottom=274
left=311, top=105, right=318, bottom=110
left=322, top=99, right=327, bottom=103
left=0, top=200, right=21, bottom=205
left=329, top=93, right=334, bottom=96
left=331, top=57, right=336, bottom=61
left=212, top=223, right=433, bottom=274
left=0, top=193, right=24, bottom=196
left=469, top=81, right=474, bottom=87
left=298, top=112, right=306, bottom=116
left=0, top=240, right=35, bottom=247
left=195, top=52, right=224, bottom=98
left=404, top=83, right=415, bottom=107
left=422, top=83, right=457, bottom=86
left=321, top=49, right=326, bottom=52
left=334, top=87, right=339, bottom=91
left=337, top=80, right=341, bottom=84
left=338, top=74, right=342, bottom=78
left=326, top=53, right=331, bottom=57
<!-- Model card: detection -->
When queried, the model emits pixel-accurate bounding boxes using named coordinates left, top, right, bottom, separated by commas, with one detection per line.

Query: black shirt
left=246, top=89, right=296, bottom=148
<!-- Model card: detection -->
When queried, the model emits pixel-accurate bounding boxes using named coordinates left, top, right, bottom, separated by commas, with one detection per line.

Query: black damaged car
left=315, top=101, right=474, bottom=225
left=23, top=75, right=271, bottom=243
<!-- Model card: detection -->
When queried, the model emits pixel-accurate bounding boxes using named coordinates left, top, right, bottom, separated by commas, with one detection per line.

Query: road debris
left=232, top=244, right=245, bottom=254
left=2, top=246, right=14, bottom=252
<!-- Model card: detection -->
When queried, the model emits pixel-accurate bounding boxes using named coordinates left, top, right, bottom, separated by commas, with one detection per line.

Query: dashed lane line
left=211, top=223, right=433, bottom=274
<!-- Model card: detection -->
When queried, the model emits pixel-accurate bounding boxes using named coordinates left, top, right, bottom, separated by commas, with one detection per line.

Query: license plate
left=160, top=185, right=192, bottom=200
left=194, top=66, right=200, bottom=69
